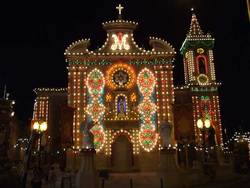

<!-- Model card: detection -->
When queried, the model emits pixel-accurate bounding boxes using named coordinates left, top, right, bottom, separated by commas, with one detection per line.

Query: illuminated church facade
left=33, top=5, right=223, bottom=171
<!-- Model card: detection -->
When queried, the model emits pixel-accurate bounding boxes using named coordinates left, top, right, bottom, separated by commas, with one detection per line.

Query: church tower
left=178, top=10, right=223, bottom=146
left=180, top=10, right=216, bottom=85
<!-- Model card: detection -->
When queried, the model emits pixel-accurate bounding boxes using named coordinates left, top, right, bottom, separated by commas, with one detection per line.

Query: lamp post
left=197, top=117, right=211, bottom=163
left=33, top=121, right=47, bottom=168
left=197, top=117, right=217, bottom=179
left=21, top=121, right=47, bottom=188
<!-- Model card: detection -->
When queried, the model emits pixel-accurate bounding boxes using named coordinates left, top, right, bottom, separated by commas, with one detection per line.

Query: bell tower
left=179, top=10, right=223, bottom=145
left=180, top=10, right=216, bottom=86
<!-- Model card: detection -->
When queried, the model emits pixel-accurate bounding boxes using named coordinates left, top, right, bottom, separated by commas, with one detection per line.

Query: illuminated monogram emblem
left=111, top=32, right=130, bottom=50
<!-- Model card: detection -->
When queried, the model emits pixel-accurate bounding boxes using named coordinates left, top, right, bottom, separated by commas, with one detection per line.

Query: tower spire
left=187, top=8, right=203, bottom=36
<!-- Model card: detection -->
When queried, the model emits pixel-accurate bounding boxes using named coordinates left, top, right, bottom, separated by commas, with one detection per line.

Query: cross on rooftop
left=116, top=4, right=124, bottom=17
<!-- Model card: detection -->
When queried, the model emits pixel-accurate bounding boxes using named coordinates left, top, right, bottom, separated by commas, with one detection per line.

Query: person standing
left=31, top=167, right=42, bottom=188
left=48, top=166, right=56, bottom=188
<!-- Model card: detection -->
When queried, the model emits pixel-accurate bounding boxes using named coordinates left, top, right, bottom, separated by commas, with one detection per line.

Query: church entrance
left=111, top=134, right=133, bottom=172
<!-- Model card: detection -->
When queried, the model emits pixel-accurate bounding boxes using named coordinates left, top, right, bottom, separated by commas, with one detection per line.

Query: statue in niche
left=117, top=96, right=126, bottom=118
left=80, top=121, right=94, bottom=149
left=160, top=121, right=173, bottom=147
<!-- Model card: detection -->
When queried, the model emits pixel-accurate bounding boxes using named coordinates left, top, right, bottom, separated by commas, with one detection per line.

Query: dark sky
left=0, top=0, right=249, bottom=136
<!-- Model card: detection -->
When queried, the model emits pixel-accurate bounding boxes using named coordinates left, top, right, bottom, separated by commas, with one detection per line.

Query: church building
left=33, top=5, right=223, bottom=171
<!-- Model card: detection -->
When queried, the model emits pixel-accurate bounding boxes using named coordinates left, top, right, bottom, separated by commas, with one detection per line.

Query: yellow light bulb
left=40, top=122, right=48, bottom=131
left=33, top=122, right=39, bottom=130
left=197, top=119, right=203, bottom=129
left=204, top=119, right=211, bottom=128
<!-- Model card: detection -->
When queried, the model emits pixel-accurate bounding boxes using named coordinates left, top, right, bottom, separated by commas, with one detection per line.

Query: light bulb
left=204, top=119, right=211, bottom=128
left=33, top=122, right=39, bottom=130
left=40, top=122, right=48, bottom=131
left=197, top=119, right=203, bottom=129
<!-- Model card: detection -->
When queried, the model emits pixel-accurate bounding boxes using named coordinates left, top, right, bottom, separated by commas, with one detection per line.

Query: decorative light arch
left=111, top=129, right=133, bottom=144
left=110, top=129, right=134, bottom=156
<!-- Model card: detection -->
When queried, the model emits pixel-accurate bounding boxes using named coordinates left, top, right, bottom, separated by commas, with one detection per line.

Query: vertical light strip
left=33, top=100, right=37, bottom=120
left=188, top=51, right=195, bottom=82
left=154, top=67, right=161, bottom=128
left=81, top=66, right=87, bottom=149
left=209, top=50, right=216, bottom=81
left=190, top=51, right=195, bottom=81
left=72, top=66, right=77, bottom=149
left=212, top=96, right=217, bottom=121
left=45, top=97, right=49, bottom=122
left=192, top=96, right=198, bottom=142
left=216, top=95, right=223, bottom=145
left=168, top=68, right=174, bottom=123
left=184, top=59, right=188, bottom=84
left=194, top=96, right=200, bottom=143
left=67, top=67, right=73, bottom=148
left=76, top=68, right=80, bottom=149
left=161, top=69, right=165, bottom=121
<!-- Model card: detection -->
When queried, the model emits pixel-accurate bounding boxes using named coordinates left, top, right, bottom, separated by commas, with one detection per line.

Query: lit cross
left=116, top=4, right=124, bottom=16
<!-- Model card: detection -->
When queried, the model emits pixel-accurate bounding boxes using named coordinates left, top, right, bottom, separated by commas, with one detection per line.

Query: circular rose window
left=113, top=70, right=129, bottom=87
left=106, top=63, right=135, bottom=89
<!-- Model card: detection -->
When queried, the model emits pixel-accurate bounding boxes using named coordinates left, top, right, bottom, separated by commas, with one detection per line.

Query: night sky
left=0, top=0, right=249, bottom=137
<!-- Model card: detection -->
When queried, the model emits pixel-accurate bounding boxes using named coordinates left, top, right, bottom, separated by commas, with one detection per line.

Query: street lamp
left=197, top=117, right=211, bottom=162
left=197, top=117, right=217, bottom=179
left=21, top=120, right=47, bottom=188
left=32, top=121, right=47, bottom=167
left=197, top=118, right=211, bottom=129
left=33, top=121, right=48, bottom=132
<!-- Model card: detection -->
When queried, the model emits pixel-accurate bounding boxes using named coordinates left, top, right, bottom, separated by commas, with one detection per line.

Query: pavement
left=22, top=168, right=250, bottom=188
left=99, top=171, right=250, bottom=188
left=193, top=175, right=250, bottom=188
left=100, top=172, right=161, bottom=188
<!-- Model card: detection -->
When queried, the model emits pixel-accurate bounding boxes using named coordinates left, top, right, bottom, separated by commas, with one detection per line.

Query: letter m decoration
left=111, top=32, right=130, bottom=50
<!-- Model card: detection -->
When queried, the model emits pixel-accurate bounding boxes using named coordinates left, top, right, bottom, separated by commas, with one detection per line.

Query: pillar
left=75, top=148, right=97, bottom=188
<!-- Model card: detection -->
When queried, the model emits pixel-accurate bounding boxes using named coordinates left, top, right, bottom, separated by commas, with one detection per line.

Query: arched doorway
left=111, top=134, right=133, bottom=172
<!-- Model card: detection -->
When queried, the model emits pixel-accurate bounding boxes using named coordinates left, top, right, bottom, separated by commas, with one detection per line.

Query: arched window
left=198, top=57, right=206, bottom=74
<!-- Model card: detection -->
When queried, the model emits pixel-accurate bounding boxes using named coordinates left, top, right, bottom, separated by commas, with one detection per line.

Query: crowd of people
left=28, top=163, right=73, bottom=188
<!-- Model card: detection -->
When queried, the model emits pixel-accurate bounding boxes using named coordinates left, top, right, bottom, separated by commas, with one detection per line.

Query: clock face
left=197, top=74, right=209, bottom=85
